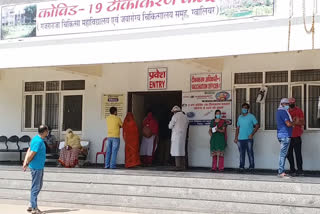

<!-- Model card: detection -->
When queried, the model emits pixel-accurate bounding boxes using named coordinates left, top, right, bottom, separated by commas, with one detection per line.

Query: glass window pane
left=308, top=86, right=320, bottom=128
left=266, top=71, right=288, bottom=83
left=34, top=95, right=43, bottom=128
left=292, top=86, right=303, bottom=110
left=292, top=70, right=320, bottom=82
left=25, top=95, right=32, bottom=128
left=234, top=72, right=263, bottom=84
left=249, top=88, right=261, bottom=124
left=235, top=88, right=246, bottom=122
left=25, top=82, right=44, bottom=92
left=63, top=95, right=83, bottom=131
left=61, top=80, right=85, bottom=90
left=45, top=93, right=59, bottom=130
left=265, top=85, right=288, bottom=130
left=46, top=81, right=60, bottom=91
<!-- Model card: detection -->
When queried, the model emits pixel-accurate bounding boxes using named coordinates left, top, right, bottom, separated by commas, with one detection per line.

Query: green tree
left=266, top=0, right=271, bottom=6
left=24, top=5, right=37, bottom=23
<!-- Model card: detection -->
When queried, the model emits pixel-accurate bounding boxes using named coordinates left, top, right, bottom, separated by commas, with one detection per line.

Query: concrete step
left=1, top=166, right=320, bottom=214
left=1, top=179, right=320, bottom=208
left=1, top=169, right=320, bottom=195
left=1, top=188, right=320, bottom=214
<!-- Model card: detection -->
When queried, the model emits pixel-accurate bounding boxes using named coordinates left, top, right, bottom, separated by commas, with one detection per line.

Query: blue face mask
left=242, top=108, right=248, bottom=114
left=284, top=105, right=289, bottom=110
left=215, top=115, right=221, bottom=119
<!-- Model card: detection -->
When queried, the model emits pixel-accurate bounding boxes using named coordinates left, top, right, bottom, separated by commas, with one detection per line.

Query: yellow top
left=65, top=133, right=81, bottom=149
left=106, top=115, right=123, bottom=138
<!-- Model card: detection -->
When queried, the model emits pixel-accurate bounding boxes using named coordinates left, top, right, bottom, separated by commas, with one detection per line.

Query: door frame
left=127, top=90, right=183, bottom=112
left=59, top=91, right=85, bottom=138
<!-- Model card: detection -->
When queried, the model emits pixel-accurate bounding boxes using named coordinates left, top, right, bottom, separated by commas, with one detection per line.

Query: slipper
left=278, top=173, right=290, bottom=178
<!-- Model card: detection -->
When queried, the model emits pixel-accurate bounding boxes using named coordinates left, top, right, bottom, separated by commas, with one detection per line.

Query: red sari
left=123, top=113, right=141, bottom=168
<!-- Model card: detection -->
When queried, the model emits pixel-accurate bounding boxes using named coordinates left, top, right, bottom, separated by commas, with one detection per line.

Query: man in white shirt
left=169, top=106, right=189, bottom=170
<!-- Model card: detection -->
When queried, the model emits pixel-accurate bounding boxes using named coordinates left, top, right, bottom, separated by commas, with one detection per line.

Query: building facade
left=0, top=0, right=320, bottom=170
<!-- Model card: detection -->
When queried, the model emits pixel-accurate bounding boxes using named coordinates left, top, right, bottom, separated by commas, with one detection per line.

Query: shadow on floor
left=44, top=209, right=78, bottom=213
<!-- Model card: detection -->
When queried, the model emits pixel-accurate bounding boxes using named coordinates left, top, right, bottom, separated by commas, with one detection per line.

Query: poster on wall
left=148, top=67, right=167, bottom=90
left=182, top=90, right=232, bottom=125
left=1, top=0, right=274, bottom=39
left=190, top=73, right=222, bottom=91
left=102, top=94, right=124, bottom=119
left=1, top=4, right=37, bottom=39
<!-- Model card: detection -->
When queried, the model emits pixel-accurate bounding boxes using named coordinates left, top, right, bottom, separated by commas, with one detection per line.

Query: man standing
left=234, top=103, right=259, bottom=172
left=276, top=98, right=294, bottom=178
left=169, top=106, right=189, bottom=171
left=23, top=125, right=48, bottom=214
left=287, top=98, right=305, bottom=176
left=105, top=107, right=122, bottom=169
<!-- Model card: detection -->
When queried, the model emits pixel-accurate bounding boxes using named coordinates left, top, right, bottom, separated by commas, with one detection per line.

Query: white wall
left=1, top=50, right=320, bottom=170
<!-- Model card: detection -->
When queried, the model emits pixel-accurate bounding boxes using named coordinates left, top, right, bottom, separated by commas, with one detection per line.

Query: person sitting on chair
left=58, top=129, right=82, bottom=168
left=44, top=126, right=57, bottom=154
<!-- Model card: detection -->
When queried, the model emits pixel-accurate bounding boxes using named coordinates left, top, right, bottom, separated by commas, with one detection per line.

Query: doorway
left=128, top=91, right=182, bottom=166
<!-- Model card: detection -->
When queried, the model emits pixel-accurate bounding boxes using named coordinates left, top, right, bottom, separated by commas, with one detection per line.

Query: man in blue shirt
left=234, top=103, right=260, bottom=172
left=276, top=98, right=294, bottom=178
left=23, top=125, right=48, bottom=214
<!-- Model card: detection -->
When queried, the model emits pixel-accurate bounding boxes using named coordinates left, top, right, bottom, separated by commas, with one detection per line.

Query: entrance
left=128, top=91, right=182, bottom=166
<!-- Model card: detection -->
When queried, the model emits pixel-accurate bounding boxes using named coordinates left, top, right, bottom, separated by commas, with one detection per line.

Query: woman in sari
left=209, top=110, right=227, bottom=172
left=58, top=129, right=82, bottom=168
left=140, top=111, right=159, bottom=166
left=123, top=112, right=141, bottom=168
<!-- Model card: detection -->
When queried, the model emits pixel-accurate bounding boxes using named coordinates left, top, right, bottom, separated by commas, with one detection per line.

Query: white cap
left=171, top=105, right=181, bottom=112
left=280, top=98, right=289, bottom=104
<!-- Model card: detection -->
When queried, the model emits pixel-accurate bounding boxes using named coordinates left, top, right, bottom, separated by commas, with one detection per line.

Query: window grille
left=61, top=80, right=85, bottom=90
left=292, top=70, right=320, bottom=82
left=46, top=81, right=60, bottom=91
left=265, top=85, right=288, bottom=130
left=308, top=85, right=320, bottom=128
left=235, top=88, right=246, bottom=122
left=34, top=95, right=43, bottom=128
left=25, top=82, right=44, bottom=92
left=250, top=88, right=261, bottom=124
left=234, top=72, right=263, bottom=84
left=266, top=71, right=288, bottom=83
left=45, top=93, right=59, bottom=130
left=25, top=95, right=32, bottom=128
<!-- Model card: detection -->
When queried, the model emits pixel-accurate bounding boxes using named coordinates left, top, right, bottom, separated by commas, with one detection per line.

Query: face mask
left=215, top=115, right=221, bottom=119
left=242, top=108, right=248, bottom=114
left=284, top=105, right=290, bottom=110
left=289, top=104, right=295, bottom=108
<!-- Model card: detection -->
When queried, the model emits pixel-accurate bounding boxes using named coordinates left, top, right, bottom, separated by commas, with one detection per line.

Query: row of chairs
left=0, top=135, right=31, bottom=162
left=1, top=135, right=109, bottom=164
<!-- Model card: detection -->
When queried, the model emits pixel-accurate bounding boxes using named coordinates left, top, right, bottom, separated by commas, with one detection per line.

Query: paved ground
left=1, top=203, right=136, bottom=214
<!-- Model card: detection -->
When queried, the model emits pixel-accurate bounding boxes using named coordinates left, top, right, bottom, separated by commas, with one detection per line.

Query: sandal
left=278, top=173, right=290, bottom=178
left=31, top=208, right=46, bottom=214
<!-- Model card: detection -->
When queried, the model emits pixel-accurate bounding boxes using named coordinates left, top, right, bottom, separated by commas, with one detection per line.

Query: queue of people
left=103, top=98, right=305, bottom=176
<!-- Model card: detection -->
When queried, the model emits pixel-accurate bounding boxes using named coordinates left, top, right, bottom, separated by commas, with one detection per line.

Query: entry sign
left=148, top=67, right=167, bottom=90
left=190, top=73, right=222, bottom=91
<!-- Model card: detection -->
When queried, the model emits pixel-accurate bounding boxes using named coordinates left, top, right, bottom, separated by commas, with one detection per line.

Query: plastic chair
left=7, top=135, right=20, bottom=151
left=95, top=137, right=108, bottom=164
left=0, top=136, right=8, bottom=151
left=19, top=135, right=31, bottom=152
